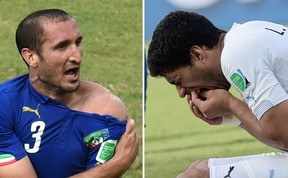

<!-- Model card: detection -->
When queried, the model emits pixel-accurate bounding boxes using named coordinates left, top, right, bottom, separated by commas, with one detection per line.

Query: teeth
left=65, top=70, right=77, bottom=76
left=67, top=71, right=74, bottom=75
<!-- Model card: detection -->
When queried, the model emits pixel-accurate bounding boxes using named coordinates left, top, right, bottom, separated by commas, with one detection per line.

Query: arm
left=190, top=89, right=288, bottom=151
left=229, top=95, right=288, bottom=151
left=0, top=156, right=37, bottom=178
left=70, top=88, right=139, bottom=178
left=69, top=118, right=139, bottom=178
left=0, top=106, right=37, bottom=177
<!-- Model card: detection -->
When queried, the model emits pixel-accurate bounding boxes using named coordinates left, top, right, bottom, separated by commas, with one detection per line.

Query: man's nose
left=176, top=86, right=186, bottom=98
left=68, top=45, right=82, bottom=64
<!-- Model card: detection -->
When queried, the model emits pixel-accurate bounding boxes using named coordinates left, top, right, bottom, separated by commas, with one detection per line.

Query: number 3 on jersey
left=24, top=121, right=46, bottom=153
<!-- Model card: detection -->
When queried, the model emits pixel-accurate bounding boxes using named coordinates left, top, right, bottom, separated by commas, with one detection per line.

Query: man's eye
left=76, top=39, right=82, bottom=47
left=175, top=80, right=182, bottom=86
left=55, top=41, right=69, bottom=50
left=58, top=45, right=67, bottom=49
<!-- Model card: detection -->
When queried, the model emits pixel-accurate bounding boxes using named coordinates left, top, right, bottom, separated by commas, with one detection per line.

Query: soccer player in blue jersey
left=0, top=9, right=139, bottom=178
left=147, top=11, right=288, bottom=177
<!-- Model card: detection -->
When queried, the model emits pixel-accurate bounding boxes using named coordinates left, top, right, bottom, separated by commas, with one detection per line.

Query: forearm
left=69, top=157, right=127, bottom=178
left=229, top=97, right=260, bottom=133
left=229, top=96, right=288, bottom=150
left=191, top=89, right=288, bottom=150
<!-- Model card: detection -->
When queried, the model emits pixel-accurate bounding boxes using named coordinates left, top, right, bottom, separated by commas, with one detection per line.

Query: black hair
left=147, top=11, right=226, bottom=77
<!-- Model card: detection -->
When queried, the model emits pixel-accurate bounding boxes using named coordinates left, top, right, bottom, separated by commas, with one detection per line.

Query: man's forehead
left=42, top=19, right=79, bottom=31
left=41, top=20, right=81, bottom=41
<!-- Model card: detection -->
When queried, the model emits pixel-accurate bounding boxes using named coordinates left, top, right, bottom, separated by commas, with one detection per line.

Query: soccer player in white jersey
left=147, top=11, right=288, bottom=177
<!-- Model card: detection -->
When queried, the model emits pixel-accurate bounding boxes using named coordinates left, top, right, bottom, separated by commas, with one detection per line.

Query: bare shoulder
left=78, top=80, right=127, bottom=120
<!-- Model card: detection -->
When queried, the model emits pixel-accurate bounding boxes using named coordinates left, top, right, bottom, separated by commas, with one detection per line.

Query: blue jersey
left=0, top=74, right=127, bottom=178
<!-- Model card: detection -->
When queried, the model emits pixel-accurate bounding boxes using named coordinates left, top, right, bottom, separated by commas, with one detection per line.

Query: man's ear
left=189, top=45, right=205, bottom=62
left=21, top=48, right=38, bottom=68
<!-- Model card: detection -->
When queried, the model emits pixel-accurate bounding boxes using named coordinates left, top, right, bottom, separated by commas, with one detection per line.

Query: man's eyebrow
left=52, top=34, right=83, bottom=49
left=53, top=39, right=70, bottom=49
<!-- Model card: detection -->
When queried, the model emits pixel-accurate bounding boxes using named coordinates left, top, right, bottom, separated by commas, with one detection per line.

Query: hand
left=68, top=118, right=139, bottom=178
left=113, top=118, right=139, bottom=168
left=187, top=89, right=233, bottom=125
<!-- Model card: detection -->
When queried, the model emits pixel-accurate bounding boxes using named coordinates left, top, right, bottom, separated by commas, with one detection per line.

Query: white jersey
left=221, top=21, right=288, bottom=120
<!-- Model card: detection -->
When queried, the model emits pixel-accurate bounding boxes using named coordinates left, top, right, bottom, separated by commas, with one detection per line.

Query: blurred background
left=144, top=0, right=288, bottom=177
left=145, top=0, right=288, bottom=40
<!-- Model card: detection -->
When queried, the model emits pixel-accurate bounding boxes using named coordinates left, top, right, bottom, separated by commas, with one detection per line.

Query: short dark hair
left=15, top=9, right=73, bottom=64
left=147, top=11, right=226, bottom=77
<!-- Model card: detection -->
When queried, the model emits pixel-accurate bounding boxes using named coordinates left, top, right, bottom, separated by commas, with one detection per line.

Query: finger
left=193, top=108, right=210, bottom=124
left=125, top=118, right=135, bottom=134
left=187, top=94, right=192, bottom=104
left=126, top=120, right=138, bottom=142
left=206, top=117, right=223, bottom=125
left=128, top=127, right=137, bottom=139
left=192, top=105, right=199, bottom=117
left=127, top=131, right=139, bottom=151
left=188, top=99, right=193, bottom=109
left=194, top=105, right=216, bottom=122
left=191, top=91, right=198, bottom=100
left=191, top=91, right=199, bottom=105
left=191, top=94, right=202, bottom=109
left=193, top=105, right=205, bottom=119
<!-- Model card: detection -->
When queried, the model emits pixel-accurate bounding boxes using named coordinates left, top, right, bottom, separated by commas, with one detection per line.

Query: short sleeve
left=222, top=36, right=288, bottom=119
left=85, top=115, right=127, bottom=169
left=0, top=98, right=27, bottom=166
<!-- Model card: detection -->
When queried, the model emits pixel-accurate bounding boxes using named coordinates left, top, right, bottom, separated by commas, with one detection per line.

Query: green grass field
left=0, top=1, right=142, bottom=177
left=145, top=77, right=279, bottom=178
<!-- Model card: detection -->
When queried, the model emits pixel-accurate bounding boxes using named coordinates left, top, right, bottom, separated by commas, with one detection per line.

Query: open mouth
left=64, top=67, right=79, bottom=80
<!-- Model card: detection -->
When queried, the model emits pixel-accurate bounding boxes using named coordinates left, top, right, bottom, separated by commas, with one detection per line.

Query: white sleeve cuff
left=221, top=114, right=241, bottom=126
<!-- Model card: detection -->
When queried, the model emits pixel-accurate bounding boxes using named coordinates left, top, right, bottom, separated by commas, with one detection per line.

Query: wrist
left=226, top=92, right=238, bottom=115
left=228, top=94, right=250, bottom=122
left=108, top=155, right=130, bottom=174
